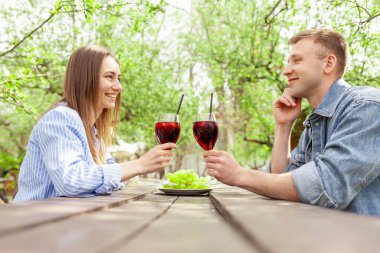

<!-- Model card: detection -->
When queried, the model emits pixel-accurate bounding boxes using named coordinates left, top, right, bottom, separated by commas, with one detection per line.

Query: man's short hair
left=289, top=29, right=349, bottom=75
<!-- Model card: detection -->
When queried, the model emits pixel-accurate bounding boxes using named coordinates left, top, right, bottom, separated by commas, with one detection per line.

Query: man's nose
left=282, top=64, right=292, bottom=76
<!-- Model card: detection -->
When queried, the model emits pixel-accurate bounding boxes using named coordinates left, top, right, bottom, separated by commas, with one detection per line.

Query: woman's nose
left=112, top=80, right=122, bottom=92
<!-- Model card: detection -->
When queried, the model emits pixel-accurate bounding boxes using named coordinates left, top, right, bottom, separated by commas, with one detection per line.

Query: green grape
left=163, top=170, right=211, bottom=189
left=168, top=174, right=179, bottom=183
left=163, top=184, right=174, bottom=189
left=191, top=182, right=198, bottom=188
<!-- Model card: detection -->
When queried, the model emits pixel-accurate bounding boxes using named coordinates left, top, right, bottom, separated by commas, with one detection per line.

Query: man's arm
left=270, top=88, right=302, bottom=173
left=238, top=168, right=299, bottom=201
left=270, top=125, right=293, bottom=173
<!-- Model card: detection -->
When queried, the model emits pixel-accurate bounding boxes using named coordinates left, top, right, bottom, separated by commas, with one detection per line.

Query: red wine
left=155, top=122, right=181, bottom=144
left=193, top=121, right=218, bottom=150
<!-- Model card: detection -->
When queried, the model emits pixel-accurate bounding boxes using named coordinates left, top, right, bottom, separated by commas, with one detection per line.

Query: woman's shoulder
left=38, top=103, right=82, bottom=128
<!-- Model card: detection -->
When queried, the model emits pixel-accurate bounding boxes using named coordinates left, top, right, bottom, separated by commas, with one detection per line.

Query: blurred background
left=1, top=0, right=379, bottom=203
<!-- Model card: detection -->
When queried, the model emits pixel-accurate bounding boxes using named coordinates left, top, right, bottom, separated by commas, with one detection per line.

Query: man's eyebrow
left=289, top=54, right=302, bottom=58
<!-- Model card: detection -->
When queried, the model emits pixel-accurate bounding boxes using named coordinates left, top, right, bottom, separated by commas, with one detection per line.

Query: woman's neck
left=90, top=109, right=102, bottom=126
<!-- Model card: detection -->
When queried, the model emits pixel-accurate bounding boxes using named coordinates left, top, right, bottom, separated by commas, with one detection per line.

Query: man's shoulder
left=346, top=85, right=380, bottom=104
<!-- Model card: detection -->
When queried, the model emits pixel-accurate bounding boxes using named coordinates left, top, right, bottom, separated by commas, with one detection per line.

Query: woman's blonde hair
left=62, top=45, right=121, bottom=164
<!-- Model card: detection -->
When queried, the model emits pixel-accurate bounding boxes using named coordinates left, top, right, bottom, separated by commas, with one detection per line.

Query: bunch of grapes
left=162, top=170, right=211, bottom=189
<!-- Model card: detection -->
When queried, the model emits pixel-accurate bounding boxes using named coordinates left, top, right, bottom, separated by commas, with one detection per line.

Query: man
left=204, top=29, right=380, bottom=216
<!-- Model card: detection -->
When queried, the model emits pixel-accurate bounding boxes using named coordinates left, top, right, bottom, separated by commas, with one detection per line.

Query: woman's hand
left=120, top=143, right=177, bottom=182
left=136, top=143, right=177, bottom=175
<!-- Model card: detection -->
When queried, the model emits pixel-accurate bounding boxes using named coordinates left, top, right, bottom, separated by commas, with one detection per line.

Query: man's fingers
left=205, top=156, right=221, bottom=164
left=277, top=96, right=291, bottom=106
left=283, top=88, right=297, bottom=106
left=204, top=150, right=224, bottom=158
left=205, top=162, right=219, bottom=170
left=207, top=168, right=216, bottom=177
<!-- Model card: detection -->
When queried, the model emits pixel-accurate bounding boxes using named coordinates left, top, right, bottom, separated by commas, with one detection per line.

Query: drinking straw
left=209, top=92, right=213, bottom=114
left=176, top=93, right=184, bottom=115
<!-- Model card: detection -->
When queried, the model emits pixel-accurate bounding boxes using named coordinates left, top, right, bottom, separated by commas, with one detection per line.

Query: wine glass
left=193, top=113, right=218, bottom=179
left=155, top=113, right=181, bottom=179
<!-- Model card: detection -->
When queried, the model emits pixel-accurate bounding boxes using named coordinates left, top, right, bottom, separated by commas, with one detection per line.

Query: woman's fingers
left=158, top=143, right=177, bottom=150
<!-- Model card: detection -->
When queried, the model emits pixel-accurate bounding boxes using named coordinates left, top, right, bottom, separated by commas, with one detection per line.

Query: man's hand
left=203, top=150, right=299, bottom=202
left=203, top=150, right=244, bottom=186
left=273, top=87, right=302, bottom=127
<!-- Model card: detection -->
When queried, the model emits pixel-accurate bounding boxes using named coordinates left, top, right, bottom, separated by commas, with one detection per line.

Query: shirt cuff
left=292, top=161, right=337, bottom=208
left=95, top=163, right=122, bottom=195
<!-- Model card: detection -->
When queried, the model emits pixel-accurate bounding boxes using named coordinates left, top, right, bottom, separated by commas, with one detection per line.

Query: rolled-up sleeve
left=37, top=109, right=122, bottom=197
left=292, top=100, right=380, bottom=209
left=292, top=161, right=337, bottom=208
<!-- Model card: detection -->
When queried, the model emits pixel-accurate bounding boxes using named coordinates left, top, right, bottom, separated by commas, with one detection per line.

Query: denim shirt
left=286, top=79, right=380, bottom=216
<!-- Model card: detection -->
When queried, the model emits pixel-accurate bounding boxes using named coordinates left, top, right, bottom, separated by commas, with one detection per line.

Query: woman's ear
left=324, top=54, right=338, bottom=74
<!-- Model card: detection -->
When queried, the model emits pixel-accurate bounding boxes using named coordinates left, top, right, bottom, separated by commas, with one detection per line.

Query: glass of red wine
left=193, top=113, right=218, bottom=180
left=155, top=113, right=181, bottom=178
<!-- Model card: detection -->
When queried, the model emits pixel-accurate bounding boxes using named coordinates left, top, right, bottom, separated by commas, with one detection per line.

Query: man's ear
left=324, top=54, right=337, bottom=74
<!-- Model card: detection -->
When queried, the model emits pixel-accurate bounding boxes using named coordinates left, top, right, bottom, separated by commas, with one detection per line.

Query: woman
left=14, top=45, right=176, bottom=202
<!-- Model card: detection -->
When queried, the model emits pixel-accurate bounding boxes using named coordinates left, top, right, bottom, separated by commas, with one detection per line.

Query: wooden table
left=1, top=178, right=380, bottom=253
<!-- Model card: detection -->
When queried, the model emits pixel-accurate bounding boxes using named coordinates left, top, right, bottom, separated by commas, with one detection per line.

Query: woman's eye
left=106, top=75, right=113, bottom=79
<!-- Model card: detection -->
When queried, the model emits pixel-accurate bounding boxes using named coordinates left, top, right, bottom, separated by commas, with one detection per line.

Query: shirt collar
left=312, top=78, right=351, bottom=117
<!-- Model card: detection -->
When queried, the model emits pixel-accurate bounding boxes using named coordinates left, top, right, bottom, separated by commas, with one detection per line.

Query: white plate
left=158, top=188, right=212, bottom=196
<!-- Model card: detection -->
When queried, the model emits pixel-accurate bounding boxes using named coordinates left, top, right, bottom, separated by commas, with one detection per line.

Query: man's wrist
left=275, top=123, right=293, bottom=132
left=234, top=167, right=247, bottom=187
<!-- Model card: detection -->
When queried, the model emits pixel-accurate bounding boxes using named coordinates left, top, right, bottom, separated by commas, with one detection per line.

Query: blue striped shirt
left=13, top=104, right=122, bottom=202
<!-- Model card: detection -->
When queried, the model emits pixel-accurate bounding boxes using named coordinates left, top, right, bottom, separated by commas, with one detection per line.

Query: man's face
left=283, top=38, right=326, bottom=99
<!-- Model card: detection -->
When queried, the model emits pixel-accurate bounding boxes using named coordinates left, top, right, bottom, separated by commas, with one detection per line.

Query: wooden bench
left=1, top=178, right=379, bottom=253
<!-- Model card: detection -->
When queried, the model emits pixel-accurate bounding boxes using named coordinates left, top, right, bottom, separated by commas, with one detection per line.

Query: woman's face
left=98, top=55, right=122, bottom=112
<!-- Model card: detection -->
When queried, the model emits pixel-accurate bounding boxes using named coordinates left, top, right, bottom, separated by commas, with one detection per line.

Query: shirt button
left=315, top=122, right=319, bottom=126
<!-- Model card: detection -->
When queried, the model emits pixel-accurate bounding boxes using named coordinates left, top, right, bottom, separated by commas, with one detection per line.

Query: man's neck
left=307, top=75, right=341, bottom=109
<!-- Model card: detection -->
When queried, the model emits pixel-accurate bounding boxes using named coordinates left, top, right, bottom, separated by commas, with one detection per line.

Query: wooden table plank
left=0, top=194, right=177, bottom=253
left=2, top=179, right=380, bottom=253
left=210, top=185, right=380, bottom=253
left=0, top=181, right=157, bottom=237
left=111, top=193, right=259, bottom=253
